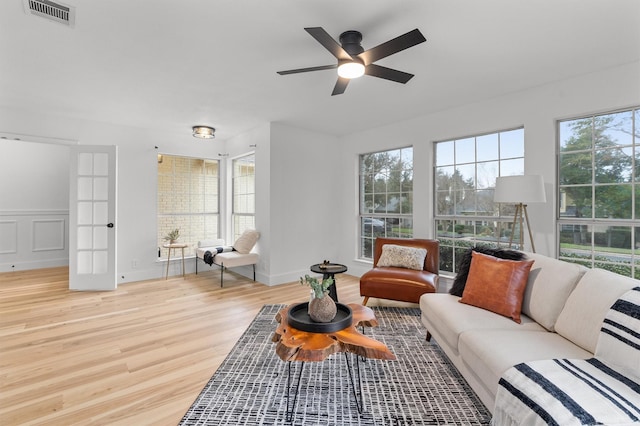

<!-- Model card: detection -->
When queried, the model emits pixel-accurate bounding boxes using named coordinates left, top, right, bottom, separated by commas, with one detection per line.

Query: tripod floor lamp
left=494, top=175, right=546, bottom=252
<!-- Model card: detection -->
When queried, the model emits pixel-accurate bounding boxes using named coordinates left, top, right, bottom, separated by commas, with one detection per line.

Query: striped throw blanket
left=492, top=287, right=640, bottom=426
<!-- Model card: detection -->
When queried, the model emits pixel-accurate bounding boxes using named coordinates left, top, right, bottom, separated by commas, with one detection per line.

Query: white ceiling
left=1, top=0, right=639, bottom=141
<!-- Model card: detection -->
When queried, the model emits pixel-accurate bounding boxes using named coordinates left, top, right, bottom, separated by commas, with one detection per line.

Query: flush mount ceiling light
left=337, top=59, right=365, bottom=79
left=192, top=126, right=215, bottom=139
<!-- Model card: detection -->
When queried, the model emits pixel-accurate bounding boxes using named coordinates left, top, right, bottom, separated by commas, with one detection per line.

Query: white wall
left=0, top=139, right=70, bottom=271
left=337, top=61, right=640, bottom=278
left=266, top=123, right=340, bottom=284
left=1, top=61, right=638, bottom=283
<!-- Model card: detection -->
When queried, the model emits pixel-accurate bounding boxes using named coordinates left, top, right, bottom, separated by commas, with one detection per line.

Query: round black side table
left=309, top=263, right=347, bottom=302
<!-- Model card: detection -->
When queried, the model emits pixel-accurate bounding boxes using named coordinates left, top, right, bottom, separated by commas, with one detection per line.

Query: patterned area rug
left=180, top=305, right=491, bottom=425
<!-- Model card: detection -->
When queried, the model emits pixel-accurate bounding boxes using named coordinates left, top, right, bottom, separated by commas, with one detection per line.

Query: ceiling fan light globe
left=337, top=62, right=365, bottom=79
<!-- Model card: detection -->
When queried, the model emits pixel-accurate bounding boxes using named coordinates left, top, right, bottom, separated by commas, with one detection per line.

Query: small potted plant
left=163, top=228, right=180, bottom=244
left=300, top=274, right=336, bottom=323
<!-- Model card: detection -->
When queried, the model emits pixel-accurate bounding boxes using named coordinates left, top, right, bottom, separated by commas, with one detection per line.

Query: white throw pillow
left=520, top=252, right=587, bottom=331
left=233, top=229, right=260, bottom=254
left=555, top=268, right=638, bottom=353
left=377, top=244, right=427, bottom=271
left=595, top=287, right=640, bottom=376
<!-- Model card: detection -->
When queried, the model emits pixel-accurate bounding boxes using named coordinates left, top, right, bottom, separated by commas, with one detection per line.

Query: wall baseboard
left=0, top=258, right=69, bottom=273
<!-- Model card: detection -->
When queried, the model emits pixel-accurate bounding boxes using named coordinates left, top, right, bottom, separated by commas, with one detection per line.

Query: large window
left=157, top=155, right=219, bottom=258
left=558, top=107, right=640, bottom=277
left=359, top=147, right=413, bottom=259
left=232, top=153, right=255, bottom=241
left=434, top=128, right=525, bottom=274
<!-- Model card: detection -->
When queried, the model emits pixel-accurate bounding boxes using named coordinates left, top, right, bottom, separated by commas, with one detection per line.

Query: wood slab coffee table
left=272, top=303, right=395, bottom=421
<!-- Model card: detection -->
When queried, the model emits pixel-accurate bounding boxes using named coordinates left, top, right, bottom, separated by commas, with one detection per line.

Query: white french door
left=69, top=145, right=117, bottom=291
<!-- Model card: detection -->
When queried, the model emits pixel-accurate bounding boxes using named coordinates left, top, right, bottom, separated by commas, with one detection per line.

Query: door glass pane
left=94, top=153, right=109, bottom=176
left=94, top=227, right=108, bottom=249
left=94, top=201, right=108, bottom=224
left=78, top=177, right=93, bottom=200
left=94, top=251, right=108, bottom=274
left=78, top=153, right=93, bottom=174
left=94, top=177, right=108, bottom=200
left=77, top=251, right=92, bottom=274
left=78, top=227, right=92, bottom=250
left=78, top=202, right=93, bottom=225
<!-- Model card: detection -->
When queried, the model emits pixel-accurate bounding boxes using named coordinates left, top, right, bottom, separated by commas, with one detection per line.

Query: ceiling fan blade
left=277, top=64, right=337, bottom=75
left=305, top=27, right=353, bottom=61
left=365, top=64, right=414, bottom=84
left=358, top=29, right=426, bottom=65
left=331, top=77, right=350, bottom=96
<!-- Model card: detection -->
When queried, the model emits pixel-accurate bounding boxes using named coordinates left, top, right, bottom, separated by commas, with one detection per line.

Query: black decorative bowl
left=287, top=302, right=353, bottom=333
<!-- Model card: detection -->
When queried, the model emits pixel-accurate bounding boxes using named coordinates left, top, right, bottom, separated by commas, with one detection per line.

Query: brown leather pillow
left=459, top=251, right=534, bottom=323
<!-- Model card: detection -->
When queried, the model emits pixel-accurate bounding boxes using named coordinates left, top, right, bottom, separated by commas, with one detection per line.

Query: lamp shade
left=494, top=175, right=546, bottom=203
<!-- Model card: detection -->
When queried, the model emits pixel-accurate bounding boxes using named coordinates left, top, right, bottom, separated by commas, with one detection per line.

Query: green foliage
left=300, top=274, right=334, bottom=298
left=163, top=228, right=180, bottom=242
left=560, top=114, right=635, bottom=219
left=360, top=148, right=413, bottom=214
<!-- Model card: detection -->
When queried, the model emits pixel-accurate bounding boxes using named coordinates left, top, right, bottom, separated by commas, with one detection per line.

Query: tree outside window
left=558, top=107, right=640, bottom=277
left=359, top=147, right=413, bottom=259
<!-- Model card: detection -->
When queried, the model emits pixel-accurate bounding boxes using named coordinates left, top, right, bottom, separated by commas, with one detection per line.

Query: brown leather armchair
left=360, top=237, right=440, bottom=305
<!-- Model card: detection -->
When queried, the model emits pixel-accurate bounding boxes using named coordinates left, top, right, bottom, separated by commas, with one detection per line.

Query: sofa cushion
left=449, top=246, right=526, bottom=297
left=377, top=244, right=427, bottom=270
left=232, top=229, right=260, bottom=254
left=459, top=252, right=534, bottom=323
left=520, top=252, right=587, bottom=331
left=420, top=293, right=544, bottom=353
left=458, top=329, right=593, bottom=401
left=212, top=251, right=259, bottom=268
left=595, top=286, right=640, bottom=376
left=555, top=268, right=639, bottom=353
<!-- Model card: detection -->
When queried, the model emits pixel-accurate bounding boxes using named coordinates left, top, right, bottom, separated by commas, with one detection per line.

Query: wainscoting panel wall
left=0, top=210, right=69, bottom=272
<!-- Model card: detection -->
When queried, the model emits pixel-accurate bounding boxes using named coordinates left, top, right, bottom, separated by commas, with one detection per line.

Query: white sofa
left=419, top=251, right=639, bottom=416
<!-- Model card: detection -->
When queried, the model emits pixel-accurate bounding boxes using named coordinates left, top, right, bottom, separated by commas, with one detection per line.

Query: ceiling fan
left=277, top=27, right=426, bottom=96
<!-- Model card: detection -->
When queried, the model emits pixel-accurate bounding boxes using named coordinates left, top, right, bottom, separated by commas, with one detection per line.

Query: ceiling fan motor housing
left=339, top=30, right=364, bottom=56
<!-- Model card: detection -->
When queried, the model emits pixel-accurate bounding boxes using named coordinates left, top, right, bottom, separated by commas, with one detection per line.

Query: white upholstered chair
left=195, top=230, right=260, bottom=287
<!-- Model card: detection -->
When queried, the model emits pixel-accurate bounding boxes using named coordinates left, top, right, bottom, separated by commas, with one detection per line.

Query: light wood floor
left=0, top=267, right=408, bottom=425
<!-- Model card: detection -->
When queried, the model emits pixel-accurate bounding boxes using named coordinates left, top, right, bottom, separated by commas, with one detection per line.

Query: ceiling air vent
left=23, top=0, right=76, bottom=27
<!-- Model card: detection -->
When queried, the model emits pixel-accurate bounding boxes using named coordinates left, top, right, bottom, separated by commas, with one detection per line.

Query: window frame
left=557, top=106, right=640, bottom=278
left=433, top=127, right=525, bottom=275
left=231, top=153, right=256, bottom=242
left=358, top=146, right=414, bottom=260
left=157, top=154, right=220, bottom=259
